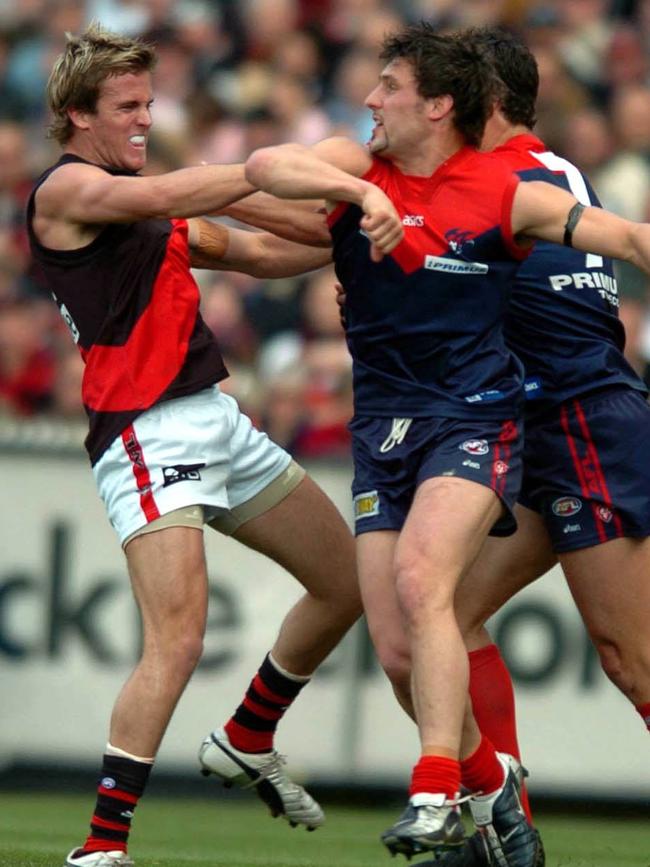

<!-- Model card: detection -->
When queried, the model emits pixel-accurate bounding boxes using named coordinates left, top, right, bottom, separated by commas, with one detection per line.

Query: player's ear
left=67, top=107, right=92, bottom=131
left=429, top=94, right=454, bottom=121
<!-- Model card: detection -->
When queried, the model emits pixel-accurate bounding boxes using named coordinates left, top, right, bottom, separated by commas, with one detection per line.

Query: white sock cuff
left=268, top=652, right=312, bottom=683
left=106, top=741, right=155, bottom=765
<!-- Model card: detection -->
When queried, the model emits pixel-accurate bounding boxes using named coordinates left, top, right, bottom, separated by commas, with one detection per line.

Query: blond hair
left=46, top=23, right=156, bottom=145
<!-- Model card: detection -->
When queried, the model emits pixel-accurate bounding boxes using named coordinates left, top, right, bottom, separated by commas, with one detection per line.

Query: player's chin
left=126, top=150, right=147, bottom=171
left=368, top=136, right=388, bottom=155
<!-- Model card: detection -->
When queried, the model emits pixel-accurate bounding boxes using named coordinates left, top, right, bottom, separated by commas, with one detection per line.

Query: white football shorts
left=93, top=385, right=300, bottom=546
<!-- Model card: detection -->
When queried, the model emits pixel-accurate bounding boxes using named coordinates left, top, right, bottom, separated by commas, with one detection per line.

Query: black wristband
left=563, top=202, right=586, bottom=248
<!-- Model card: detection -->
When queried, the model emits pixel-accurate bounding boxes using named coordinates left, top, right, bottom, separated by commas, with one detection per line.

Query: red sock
left=469, top=644, right=532, bottom=822
left=224, top=653, right=310, bottom=753
left=409, top=755, right=460, bottom=800
left=460, top=735, right=504, bottom=796
left=80, top=754, right=151, bottom=854
left=636, top=701, right=650, bottom=732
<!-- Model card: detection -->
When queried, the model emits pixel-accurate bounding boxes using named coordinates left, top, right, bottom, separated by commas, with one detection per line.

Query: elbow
left=245, top=147, right=278, bottom=190
left=245, top=144, right=300, bottom=191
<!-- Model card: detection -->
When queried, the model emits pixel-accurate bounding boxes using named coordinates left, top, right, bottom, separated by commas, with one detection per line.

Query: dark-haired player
left=244, top=22, right=650, bottom=867
left=419, top=27, right=650, bottom=867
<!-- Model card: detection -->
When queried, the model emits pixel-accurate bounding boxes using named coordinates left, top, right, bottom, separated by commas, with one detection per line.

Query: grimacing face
left=73, top=70, right=154, bottom=171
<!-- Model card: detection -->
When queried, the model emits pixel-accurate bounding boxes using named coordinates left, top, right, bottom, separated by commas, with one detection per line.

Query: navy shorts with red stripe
left=519, top=387, right=650, bottom=552
left=349, top=414, right=523, bottom=537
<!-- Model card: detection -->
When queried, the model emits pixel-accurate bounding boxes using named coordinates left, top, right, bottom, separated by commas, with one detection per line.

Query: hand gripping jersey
left=493, top=134, right=647, bottom=411
left=27, top=155, right=228, bottom=464
left=327, top=147, right=528, bottom=420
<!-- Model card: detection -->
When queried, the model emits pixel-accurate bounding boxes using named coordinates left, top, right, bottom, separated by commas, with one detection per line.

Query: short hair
left=466, top=27, right=538, bottom=129
left=379, top=22, right=497, bottom=147
left=46, top=23, right=157, bottom=145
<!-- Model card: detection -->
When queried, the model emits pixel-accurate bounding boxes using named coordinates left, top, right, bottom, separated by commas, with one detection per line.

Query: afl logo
left=460, top=439, right=489, bottom=456
left=552, top=496, right=582, bottom=517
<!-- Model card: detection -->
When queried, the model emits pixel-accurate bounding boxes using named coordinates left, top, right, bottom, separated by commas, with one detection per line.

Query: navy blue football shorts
left=519, top=387, right=650, bottom=552
left=349, top=414, right=523, bottom=537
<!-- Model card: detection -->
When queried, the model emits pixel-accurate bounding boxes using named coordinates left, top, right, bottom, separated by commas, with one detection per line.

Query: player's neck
left=391, top=129, right=466, bottom=177
left=482, top=115, right=532, bottom=152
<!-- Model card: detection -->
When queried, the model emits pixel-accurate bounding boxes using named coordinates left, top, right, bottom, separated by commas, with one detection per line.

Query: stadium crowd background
left=2, top=0, right=650, bottom=460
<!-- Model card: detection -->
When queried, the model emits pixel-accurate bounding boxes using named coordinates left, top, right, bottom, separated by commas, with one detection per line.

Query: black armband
left=563, top=202, right=586, bottom=248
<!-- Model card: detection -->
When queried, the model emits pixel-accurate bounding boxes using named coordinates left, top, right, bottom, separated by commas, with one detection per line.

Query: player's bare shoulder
left=34, top=161, right=110, bottom=250
left=312, top=136, right=373, bottom=177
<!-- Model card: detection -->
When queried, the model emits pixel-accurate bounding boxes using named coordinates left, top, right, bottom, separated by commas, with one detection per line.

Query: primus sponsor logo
left=552, top=496, right=582, bottom=517
left=549, top=272, right=619, bottom=306
left=424, top=255, right=488, bottom=274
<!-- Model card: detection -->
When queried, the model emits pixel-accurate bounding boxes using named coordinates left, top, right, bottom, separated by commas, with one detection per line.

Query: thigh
left=356, top=529, right=403, bottom=643
left=522, top=389, right=650, bottom=553
left=125, top=525, right=209, bottom=637
left=454, top=503, right=557, bottom=640
left=560, top=535, right=650, bottom=648
left=398, top=475, right=505, bottom=604
left=231, top=474, right=358, bottom=602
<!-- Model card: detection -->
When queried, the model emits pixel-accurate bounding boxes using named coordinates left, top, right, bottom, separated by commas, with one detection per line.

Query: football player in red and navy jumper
left=421, top=29, right=650, bottom=867
left=29, top=24, right=403, bottom=867
left=246, top=23, right=650, bottom=866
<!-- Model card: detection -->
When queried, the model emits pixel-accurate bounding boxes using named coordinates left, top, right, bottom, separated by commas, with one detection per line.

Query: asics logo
left=402, top=214, right=424, bottom=226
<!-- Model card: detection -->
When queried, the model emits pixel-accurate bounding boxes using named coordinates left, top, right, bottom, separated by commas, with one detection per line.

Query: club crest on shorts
left=596, top=505, right=613, bottom=523
left=162, top=462, right=206, bottom=487
left=460, top=439, right=489, bottom=456
left=552, top=496, right=582, bottom=517
left=354, top=490, right=380, bottom=520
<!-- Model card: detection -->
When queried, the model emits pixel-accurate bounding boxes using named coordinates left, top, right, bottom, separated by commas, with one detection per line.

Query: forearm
left=188, top=218, right=331, bottom=276
left=188, top=218, right=229, bottom=269
left=245, top=144, right=370, bottom=205
left=218, top=192, right=331, bottom=247
left=626, top=223, right=650, bottom=275
left=148, top=163, right=255, bottom=218
left=247, top=234, right=332, bottom=277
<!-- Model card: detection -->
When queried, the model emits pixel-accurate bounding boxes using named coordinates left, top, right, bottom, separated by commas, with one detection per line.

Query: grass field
left=1, top=792, right=648, bottom=867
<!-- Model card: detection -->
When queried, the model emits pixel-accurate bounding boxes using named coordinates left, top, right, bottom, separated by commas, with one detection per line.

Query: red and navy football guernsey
left=327, top=147, right=528, bottom=420
left=27, top=154, right=228, bottom=464
left=494, top=133, right=647, bottom=412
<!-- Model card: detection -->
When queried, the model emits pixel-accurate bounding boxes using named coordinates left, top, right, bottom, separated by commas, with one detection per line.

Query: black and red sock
left=79, top=753, right=151, bottom=854
left=224, top=653, right=310, bottom=753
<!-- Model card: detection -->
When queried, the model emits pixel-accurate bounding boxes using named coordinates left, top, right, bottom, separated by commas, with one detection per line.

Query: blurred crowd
left=2, top=0, right=650, bottom=460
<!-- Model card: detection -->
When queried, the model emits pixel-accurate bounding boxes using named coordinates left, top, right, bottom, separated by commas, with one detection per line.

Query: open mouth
left=129, top=135, right=146, bottom=148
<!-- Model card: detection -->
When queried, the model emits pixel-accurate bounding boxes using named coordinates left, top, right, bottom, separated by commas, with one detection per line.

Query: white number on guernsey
left=530, top=150, right=603, bottom=269
left=51, top=292, right=80, bottom=343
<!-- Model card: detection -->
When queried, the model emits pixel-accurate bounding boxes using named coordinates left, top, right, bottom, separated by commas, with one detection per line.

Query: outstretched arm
left=245, top=138, right=403, bottom=261
left=188, top=218, right=331, bottom=278
left=217, top=193, right=331, bottom=248
left=36, top=161, right=254, bottom=226
left=512, top=181, right=650, bottom=274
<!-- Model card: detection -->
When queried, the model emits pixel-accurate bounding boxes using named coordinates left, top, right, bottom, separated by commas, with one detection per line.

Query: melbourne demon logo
left=445, top=228, right=476, bottom=259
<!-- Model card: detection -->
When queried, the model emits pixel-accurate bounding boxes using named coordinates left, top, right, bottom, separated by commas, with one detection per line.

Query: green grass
left=0, top=792, right=648, bottom=867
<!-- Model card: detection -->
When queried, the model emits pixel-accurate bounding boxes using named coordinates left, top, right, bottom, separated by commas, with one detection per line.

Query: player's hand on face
left=359, top=185, right=403, bottom=262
